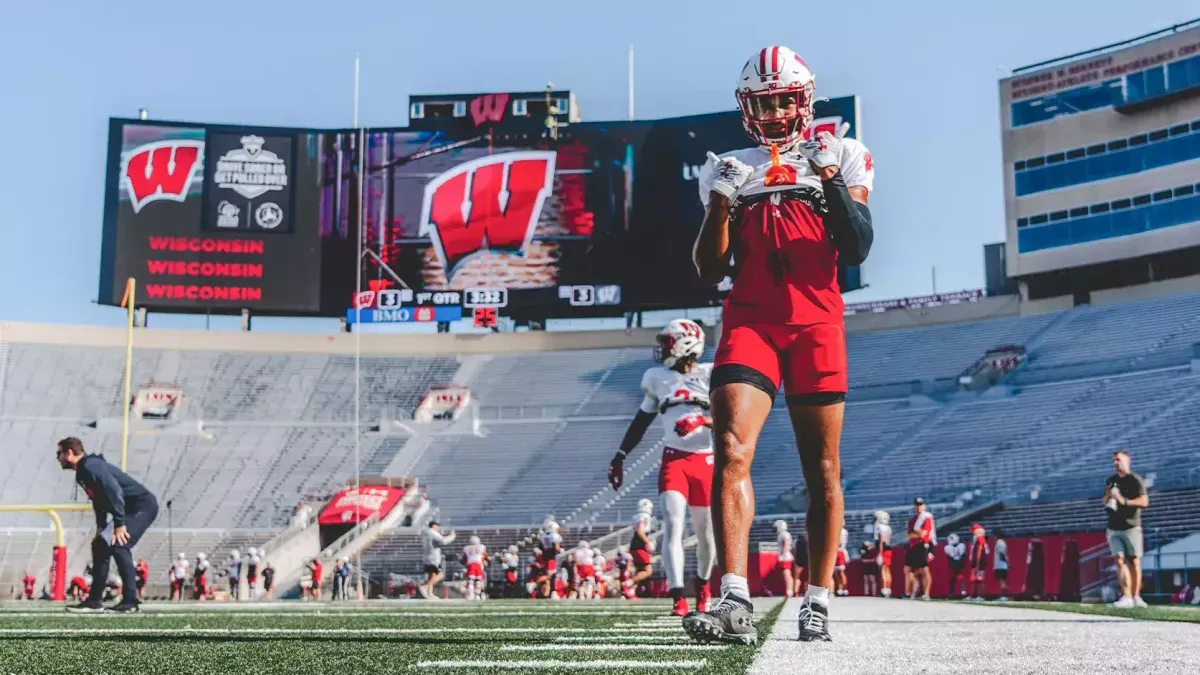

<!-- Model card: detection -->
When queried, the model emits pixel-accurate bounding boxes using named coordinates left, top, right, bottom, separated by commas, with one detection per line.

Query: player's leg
left=1114, top=553, right=1130, bottom=600
left=881, top=555, right=893, bottom=597
left=683, top=324, right=779, bottom=644
left=689, top=504, right=716, bottom=612
left=660, top=489, right=690, bottom=615
left=787, top=398, right=844, bottom=638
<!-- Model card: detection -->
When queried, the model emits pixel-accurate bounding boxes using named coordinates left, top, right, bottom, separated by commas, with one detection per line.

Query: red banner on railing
left=318, top=485, right=406, bottom=525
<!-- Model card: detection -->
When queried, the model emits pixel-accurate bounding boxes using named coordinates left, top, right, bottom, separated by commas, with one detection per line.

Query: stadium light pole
left=353, top=53, right=366, bottom=600
left=627, top=45, right=635, bottom=120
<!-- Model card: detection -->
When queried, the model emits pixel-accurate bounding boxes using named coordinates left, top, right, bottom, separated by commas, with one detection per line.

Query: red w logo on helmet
left=122, top=140, right=205, bottom=213
left=419, top=151, right=557, bottom=282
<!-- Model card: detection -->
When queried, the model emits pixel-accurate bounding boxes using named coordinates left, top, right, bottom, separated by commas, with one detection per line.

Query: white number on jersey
left=639, top=364, right=714, bottom=453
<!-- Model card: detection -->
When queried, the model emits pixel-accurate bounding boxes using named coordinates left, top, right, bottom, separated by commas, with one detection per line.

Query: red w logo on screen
left=418, top=151, right=557, bottom=281
left=470, top=93, right=510, bottom=127
left=122, top=140, right=205, bottom=213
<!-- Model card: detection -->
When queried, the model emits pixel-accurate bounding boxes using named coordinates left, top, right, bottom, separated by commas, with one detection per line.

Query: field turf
left=0, top=599, right=783, bottom=675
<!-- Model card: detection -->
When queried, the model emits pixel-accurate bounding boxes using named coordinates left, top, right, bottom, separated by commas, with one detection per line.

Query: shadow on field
left=837, top=618, right=1124, bottom=624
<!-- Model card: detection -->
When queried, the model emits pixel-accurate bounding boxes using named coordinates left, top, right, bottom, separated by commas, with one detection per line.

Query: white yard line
left=500, top=643, right=728, bottom=652
left=553, top=636, right=694, bottom=643
left=0, top=626, right=682, bottom=637
left=413, top=659, right=707, bottom=670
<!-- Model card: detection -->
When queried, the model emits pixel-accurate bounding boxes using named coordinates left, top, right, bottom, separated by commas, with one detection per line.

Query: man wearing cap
left=905, top=497, right=935, bottom=600
left=57, top=437, right=158, bottom=613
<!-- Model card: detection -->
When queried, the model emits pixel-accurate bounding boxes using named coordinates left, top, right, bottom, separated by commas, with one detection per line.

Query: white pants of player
left=660, top=491, right=716, bottom=590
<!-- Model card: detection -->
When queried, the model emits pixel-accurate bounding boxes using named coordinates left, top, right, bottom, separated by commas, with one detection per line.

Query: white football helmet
left=178, top=553, right=186, bottom=560
left=231, top=549, right=240, bottom=559
left=248, top=548, right=257, bottom=557
left=654, top=319, right=705, bottom=368
left=736, top=46, right=816, bottom=151
left=197, top=552, right=207, bottom=561
left=508, top=545, right=518, bottom=554
left=578, top=541, right=590, bottom=550
left=636, top=498, right=654, bottom=515
left=873, top=510, right=890, bottom=525
left=947, top=533, right=960, bottom=546
left=773, top=520, right=788, bottom=532
left=469, top=535, right=481, bottom=546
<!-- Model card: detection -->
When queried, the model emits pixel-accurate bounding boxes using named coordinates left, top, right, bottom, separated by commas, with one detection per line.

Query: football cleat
left=797, top=596, right=831, bottom=642
left=682, top=594, right=757, bottom=645
left=672, top=595, right=689, bottom=617
left=66, top=600, right=105, bottom=614
left=695, top=578, right=712, bottom=613
left=107, top=602, right=141, bottom=614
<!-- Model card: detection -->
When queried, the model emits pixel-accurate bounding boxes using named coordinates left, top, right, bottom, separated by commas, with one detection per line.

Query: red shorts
left=543, top=556, right=557, bottom=573
left=505, top=570, right=517, bottom=583
left=835, top=548, right=848, bottom=568
left=658, top=448, right=714, bottom=506
left=881, top=550, right=893, bottom=566
left=714, top=322, right=847, bottom=396
left=577, top=564, right=595, bottom=579
left=777, top=558, right=794, bottom=571
left=631, top=549, right=652, bottom=567
left=466, top=562, right=484, bottom=579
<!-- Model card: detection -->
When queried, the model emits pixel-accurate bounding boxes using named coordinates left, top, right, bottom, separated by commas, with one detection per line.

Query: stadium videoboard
left=99, top=120, right=357, bottom=315
left=100, top=96, right=866, bottom=320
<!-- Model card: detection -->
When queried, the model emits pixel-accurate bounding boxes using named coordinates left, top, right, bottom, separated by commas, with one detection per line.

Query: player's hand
left=674, top=413, right=707, bottom=438
left=111, top=526, right=130, bottom=546
left=706, top=151, right=753, bottom=199
left=797, top=122, right=850, bottom=176
left=608, top=453, right=625, bottom=490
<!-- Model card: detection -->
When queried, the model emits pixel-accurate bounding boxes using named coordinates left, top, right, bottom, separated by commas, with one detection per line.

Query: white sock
left=720, top=574, right=750, bottom=602
left=806, top=585, right=830, bottom=607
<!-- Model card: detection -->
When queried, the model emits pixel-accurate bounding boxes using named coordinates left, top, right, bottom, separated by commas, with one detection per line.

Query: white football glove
left=797, top=122, right=851, bottom=171
left=705, top=152, right=753, bottom=199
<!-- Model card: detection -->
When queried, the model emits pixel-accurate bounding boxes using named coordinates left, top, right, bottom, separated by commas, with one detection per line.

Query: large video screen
left=323, top=127, right=631, bottom=321
left=98, top=121, right=355, bottom=315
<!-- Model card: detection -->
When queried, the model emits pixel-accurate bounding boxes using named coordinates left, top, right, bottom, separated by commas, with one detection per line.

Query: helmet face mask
left=736, top=46, right=816, bottom=152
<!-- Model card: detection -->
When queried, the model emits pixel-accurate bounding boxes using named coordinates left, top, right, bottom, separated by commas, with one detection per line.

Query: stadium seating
left=7, top=286, right=1200, bottom=591
left=976, top=488, right=1200, bottom=544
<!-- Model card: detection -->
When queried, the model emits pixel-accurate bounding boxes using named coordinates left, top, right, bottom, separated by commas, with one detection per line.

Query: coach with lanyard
left=58, top=437, right=159, bottom=613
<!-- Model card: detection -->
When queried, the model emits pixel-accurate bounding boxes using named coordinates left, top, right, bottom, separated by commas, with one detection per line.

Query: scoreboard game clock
left=463, top=288, right=509, bottom=308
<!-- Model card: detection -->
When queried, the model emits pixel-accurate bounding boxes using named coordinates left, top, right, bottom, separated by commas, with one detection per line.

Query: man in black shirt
left=57, top=437, right=159, bottom=613
left=1104, top=449, right=1148, bottom=608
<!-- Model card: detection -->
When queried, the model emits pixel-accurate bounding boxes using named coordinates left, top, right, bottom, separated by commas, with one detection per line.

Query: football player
left=193, top=552, right=209, bottom=600
left=539, top=518, right=563, bottom=599
left=687, top=45, right=874, bottom=645
left=873, top=511, right=894, bottom=598
left=624, top=499, right=656, bottom=600
left=609, top=318, right=717, bottom=617
left=574, top=541, right=597, bottom=600
left=501, top=545, right=520, bottom=598
left=592, top=548, right=608, bottom=600
left=462, top=535, right=488, bottom=601
left=833, top=527, right=849, bottom=596
left=169, top=552, right=189, bottom=601
left=774, top=520, right=796, bottom=598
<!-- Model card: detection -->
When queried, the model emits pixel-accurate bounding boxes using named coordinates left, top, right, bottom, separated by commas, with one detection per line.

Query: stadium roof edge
left=1011, top=17, right=1200, bottom=74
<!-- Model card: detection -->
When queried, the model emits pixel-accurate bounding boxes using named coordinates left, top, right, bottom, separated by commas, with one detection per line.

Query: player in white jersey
left=622, top=499, right=657, bottom=600
left=833, top=527, right=849, bottom=596
left=609, top=318, right=717, bottom=617
left=538, top=518, right=563, bottom=599
left=170, top=553, right=189, bottom=601
left=501, top=545, right=520, bottom=598
left=591, top=550, right=608, bottom=599
left=873, top=511, right=894, bottom=598
left=573, top=541, right=598, bottom=600
left=462, top=535, right=488, bottom=600
left=774, top=521, right=796, bottom=597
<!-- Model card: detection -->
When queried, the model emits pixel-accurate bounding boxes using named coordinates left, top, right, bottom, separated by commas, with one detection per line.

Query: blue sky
left=1, top=1, right=1196, bottom=332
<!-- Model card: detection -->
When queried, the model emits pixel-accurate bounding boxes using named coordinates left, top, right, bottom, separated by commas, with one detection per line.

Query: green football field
left=0, top=599, right=782, bottom=675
